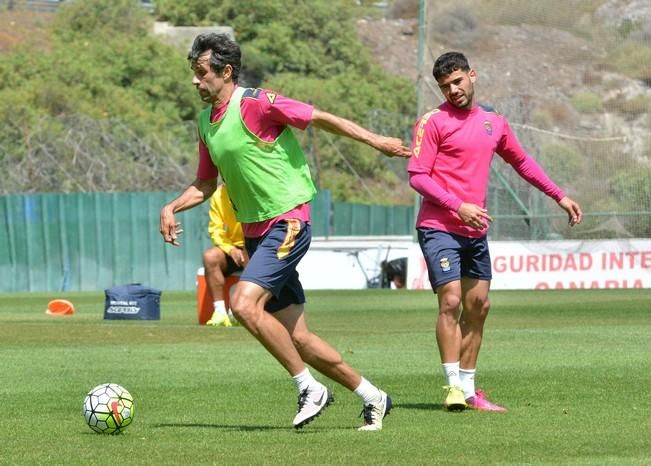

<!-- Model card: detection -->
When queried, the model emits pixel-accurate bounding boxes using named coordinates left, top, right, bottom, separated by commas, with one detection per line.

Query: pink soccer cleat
left=466, top=389, right=507, bottom=412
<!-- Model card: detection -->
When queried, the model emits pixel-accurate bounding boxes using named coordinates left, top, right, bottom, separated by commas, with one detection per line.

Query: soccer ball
left=83, top=383, right=135, bottom=434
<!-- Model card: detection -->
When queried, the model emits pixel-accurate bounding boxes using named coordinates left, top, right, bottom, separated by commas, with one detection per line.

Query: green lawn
left=1, top=289, right=650, bottom=465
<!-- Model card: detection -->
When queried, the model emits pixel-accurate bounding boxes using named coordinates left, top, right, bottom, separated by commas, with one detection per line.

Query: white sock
left=459, top=368, right=476, bottom=400
left=354, top=377, right=382, bottom=405
left=212, top=300, right=227, bottom=317
left=292, top=368, right=319, bottom=393
left=442, top=362, right=461, bottom=387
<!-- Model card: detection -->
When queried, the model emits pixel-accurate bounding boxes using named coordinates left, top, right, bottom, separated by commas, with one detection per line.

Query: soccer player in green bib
left=160, top=33, right=410, bottom=431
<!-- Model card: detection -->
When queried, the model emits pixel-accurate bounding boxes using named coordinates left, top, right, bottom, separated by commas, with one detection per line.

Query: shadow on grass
left=394, top=402, right=443, bottom=411
left=154, top=423, right=357, bottom=433
left=155, top=423, right=289, bottom=431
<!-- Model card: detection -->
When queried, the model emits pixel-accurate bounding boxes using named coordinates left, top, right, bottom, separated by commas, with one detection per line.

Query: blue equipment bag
left=104, top=283, right=161, bottom=320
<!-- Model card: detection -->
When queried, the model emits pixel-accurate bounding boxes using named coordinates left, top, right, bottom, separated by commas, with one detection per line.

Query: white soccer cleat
left=292, top=384, right=333, bottom=429
left=358, top=390, right=393, bottom=431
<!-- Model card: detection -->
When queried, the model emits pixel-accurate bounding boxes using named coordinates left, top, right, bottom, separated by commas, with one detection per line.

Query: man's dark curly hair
left=188, top=33, right=241, bottom=83
left=433, top=52, right=470, bottom=80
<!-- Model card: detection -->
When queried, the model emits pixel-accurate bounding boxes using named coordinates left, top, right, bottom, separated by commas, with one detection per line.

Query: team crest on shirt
left=439, top=257, right=451, bottom=272
left=484, top=120, right=492, bottom=135
left=266, top=92, right=277, bottom=104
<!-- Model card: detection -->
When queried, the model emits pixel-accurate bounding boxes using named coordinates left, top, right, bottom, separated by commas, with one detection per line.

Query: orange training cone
left=46, top=299, right=75, bottom=316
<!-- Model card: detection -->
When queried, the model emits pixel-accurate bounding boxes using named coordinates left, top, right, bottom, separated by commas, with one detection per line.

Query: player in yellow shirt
left=204, top=184, right=248, bottom=327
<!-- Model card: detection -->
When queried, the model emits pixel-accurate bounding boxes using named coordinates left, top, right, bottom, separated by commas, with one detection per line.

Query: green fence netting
left=0, top=191, right=412, bottom=292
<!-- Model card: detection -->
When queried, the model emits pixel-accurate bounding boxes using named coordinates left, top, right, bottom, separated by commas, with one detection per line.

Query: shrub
left=570, top=91, right=603, bottom=114
left=539, top=142, right=583, bottom=186
left=607, top=41, right=651, bottom=83
left=536, top=102, right=577, bottom=129
left=531, top=109, right=553, bottom=129
left=604, top=94, right=651, bottom=120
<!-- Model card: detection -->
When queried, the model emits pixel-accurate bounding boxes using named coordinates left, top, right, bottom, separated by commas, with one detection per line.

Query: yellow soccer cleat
left=206, top=311, right=232, bottom=327
left=443, top=385, right=467, bottom=412
left=227, top=311, right=240, bottom=326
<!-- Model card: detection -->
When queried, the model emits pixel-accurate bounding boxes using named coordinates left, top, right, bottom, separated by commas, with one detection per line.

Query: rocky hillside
left=357, top=0, right=651, bottom=157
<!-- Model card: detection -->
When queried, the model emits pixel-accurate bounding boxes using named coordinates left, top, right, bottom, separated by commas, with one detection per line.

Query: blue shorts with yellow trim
left=417, top=228, right=492, bottom=292
left=241, top=219, right=310, bottom=313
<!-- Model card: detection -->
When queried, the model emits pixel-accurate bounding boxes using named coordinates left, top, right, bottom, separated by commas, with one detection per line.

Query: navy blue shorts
left=241, top=219, right=310, bottom=313
left=417, top=228, right=492, bottom=291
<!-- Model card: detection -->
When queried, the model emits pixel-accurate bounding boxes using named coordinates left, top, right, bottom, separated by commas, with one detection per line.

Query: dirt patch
left=357, top=17, right=604, bottom=108
left=0, top=10, right=53, bottom=52
left=357, top=17, right=419, bottom=82
left=356, top=12, right=650, bottom=161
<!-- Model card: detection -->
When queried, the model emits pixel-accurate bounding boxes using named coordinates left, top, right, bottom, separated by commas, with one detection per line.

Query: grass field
left=1, top=289, right=650, bottom=465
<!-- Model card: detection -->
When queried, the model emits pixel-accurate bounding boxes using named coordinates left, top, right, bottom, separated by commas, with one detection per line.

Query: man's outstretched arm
left=310, top=109, right=410, bottom=158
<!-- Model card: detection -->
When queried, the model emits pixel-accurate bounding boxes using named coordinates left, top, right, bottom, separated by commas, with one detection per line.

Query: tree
left=154, top=0, right=417, bottom=202
left=0, top=0, right=201, bottom=193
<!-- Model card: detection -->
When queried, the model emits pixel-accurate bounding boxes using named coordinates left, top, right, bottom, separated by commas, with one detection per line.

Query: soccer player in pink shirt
left=408, top=52, right=582, bottom=412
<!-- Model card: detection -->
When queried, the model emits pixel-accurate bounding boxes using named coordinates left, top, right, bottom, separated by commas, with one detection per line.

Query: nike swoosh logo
left=313, top=391, right=326, bottom=406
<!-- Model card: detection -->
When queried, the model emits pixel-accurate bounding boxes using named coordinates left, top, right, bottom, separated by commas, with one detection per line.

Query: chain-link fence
left=0, top=114, right=196, bottom=193
left=416, top=0, right=651, bottom=240
left=2, top=0, right=650, bottom=241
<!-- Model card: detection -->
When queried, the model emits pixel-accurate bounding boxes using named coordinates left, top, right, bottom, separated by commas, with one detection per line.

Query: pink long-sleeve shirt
left=408, top=102, right=565, bottom=238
